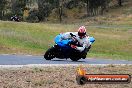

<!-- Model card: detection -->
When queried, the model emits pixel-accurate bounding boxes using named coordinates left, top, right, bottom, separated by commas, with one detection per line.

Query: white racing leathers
left=61, top=32, right=91, bottom=52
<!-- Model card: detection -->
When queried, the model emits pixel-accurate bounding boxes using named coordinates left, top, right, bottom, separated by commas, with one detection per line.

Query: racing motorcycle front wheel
left=70, top=57, right=80, bottom=61
left=44, top=47, right=55, bottom=60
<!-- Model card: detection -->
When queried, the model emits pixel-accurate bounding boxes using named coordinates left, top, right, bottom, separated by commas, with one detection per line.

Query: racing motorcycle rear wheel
left=44, top=47, right=55, bottom=60
left=70, top=53, right=80, bottom=61
left=69, top=50, right=81, bottom=61
left=70, top=57, right=80, bottom=61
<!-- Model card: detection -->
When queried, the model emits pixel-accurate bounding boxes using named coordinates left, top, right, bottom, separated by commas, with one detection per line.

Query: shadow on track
left=52, top=59, right=86, bottom=63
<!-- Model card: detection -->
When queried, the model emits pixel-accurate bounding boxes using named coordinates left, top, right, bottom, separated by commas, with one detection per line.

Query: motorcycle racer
left=61, top=26, right=91, bottom=52
left=44, top=26, right=95, bottom=61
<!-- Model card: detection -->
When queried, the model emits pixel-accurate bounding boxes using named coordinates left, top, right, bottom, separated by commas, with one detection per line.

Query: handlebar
left=70, top=33, right=78, bottom=42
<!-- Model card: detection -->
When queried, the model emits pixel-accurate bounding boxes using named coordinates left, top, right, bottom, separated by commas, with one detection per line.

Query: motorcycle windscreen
left=89, top=37, right=95, bottom=44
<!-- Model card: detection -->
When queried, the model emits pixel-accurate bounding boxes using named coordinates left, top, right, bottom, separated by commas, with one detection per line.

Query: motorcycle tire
left=70, top=51, right=81, bottom=61
left=70, top=57, right=80, bottom=61
left=44, top=47, right=55, bottom=60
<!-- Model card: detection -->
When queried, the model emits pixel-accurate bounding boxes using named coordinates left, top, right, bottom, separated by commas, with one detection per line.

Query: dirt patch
left=0, top=65, right=131, bottom=88
left=127, top=30, right=132, bottom=33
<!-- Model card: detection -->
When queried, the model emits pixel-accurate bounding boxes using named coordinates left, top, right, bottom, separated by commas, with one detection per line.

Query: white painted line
left=1, top=54, right=34, bottom=56
left=0, top=64, right=131, bottom=68
left=1, top=54, right=10, bottom=56
left=25, top=55, right=33, bottom=56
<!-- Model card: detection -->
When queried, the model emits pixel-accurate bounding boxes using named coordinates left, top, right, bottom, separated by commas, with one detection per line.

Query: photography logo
left=76, top=66, right=131, bottom=85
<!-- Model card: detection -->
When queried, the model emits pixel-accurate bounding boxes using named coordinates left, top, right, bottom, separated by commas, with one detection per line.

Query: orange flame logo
left=77, top=65, right=86, bottom=76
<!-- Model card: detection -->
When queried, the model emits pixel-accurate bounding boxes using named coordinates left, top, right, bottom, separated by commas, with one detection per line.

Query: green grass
left=0, top=21, right=131, bottom=60
left=0, top=21, right=77, bottom=55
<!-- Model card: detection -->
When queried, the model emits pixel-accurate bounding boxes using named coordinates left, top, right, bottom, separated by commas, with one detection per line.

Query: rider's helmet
left=78, top=26, right=86, bottom=38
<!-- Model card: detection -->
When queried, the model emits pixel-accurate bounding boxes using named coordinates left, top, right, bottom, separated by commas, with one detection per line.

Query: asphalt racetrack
left=0, top=54, right=131, bottom=65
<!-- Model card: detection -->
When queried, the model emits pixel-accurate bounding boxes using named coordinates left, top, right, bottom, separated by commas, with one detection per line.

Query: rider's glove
left=71, top=45, right=77, bottom=49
